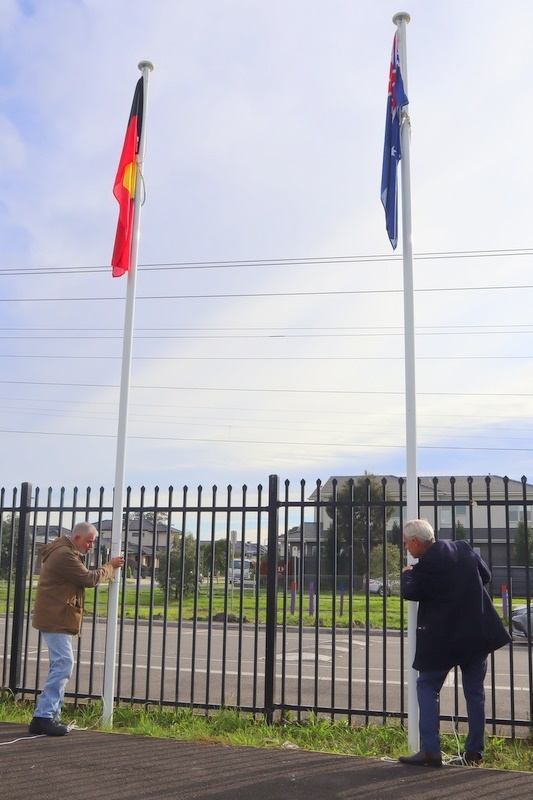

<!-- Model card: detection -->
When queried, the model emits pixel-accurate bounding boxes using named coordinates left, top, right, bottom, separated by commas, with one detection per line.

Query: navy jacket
left=401, top=539, right=511, bottom=672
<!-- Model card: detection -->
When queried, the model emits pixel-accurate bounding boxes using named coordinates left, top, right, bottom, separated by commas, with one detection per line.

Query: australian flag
left=381, top=33, right=408, bottom=250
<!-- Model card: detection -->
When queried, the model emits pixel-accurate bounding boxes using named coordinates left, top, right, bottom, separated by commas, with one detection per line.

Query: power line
left=1, top=283, right=533, bottom=303
left=0, top=246, right=532, bottom=276
left=1, top=427, right=533, bottom=453
left=0, top=378, right=531, bottom=398
left=0, top=394, right=529, bottom=425
left=2, top=403, right=531, bottom=439
left=1, top=353, right=532, bottom=361
left=1, top=323, right=533, bottom=332
left=1, top=328, right=533, bottom=341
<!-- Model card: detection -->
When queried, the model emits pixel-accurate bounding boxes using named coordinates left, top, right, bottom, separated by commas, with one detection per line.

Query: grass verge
left=1, top=694, right=531, bottom=772
left=0, top=583, right=509, bottom=631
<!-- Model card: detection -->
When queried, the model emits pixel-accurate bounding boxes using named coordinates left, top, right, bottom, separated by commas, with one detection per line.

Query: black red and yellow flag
left=111, top=78, right=144, bottom=277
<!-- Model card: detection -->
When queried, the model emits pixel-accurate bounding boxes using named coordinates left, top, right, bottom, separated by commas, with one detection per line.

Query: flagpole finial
left=138, top=61, right=154, bottom=72
left=393, top=12, right=411, bottom=25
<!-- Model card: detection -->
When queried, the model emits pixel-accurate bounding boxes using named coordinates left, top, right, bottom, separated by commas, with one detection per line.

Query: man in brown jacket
left=29, top=521, right=124, bottom=736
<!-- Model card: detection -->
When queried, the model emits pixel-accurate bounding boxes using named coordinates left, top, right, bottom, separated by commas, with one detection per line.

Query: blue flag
left=381, top=33, right=408, bottom=250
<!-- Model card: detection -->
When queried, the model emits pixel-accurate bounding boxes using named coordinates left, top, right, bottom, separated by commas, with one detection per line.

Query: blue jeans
left=34, top=632, right=74, bottom=719
left=417, top=657, right=488, bottom=755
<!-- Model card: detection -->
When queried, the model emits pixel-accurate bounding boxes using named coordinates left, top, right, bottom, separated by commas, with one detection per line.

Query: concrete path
left=1, top=722, right=531, bottom=799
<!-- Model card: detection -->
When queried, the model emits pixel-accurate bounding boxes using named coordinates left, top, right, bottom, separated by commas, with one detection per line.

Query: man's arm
left=401, top=564, right=422, bottom=601
left=48, top=548, right=121, bottom=587
left=476, top=553, right=492, bottom=586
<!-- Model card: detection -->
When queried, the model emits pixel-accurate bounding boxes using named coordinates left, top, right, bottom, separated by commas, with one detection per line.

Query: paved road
left=4, top=617, right=531, bottom=733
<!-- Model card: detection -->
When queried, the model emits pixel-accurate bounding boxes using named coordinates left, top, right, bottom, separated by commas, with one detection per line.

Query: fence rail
left=1, top=475, right=532, bottom=736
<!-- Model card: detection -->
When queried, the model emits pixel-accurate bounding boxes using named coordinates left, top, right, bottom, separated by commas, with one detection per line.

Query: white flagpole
left=393, top=11, right=419, bottom=753
left=102, top=60, right=154, bottom=727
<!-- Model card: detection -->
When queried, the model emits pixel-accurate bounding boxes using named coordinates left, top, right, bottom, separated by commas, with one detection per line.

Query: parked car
left=229, top=558, right=255, bottom=585
left=511, top=605, right=533, bottom=640
left=368, top=577, right=400, bottom=596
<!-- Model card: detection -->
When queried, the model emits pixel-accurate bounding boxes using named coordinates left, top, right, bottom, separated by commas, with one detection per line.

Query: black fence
left=1, top=475, right=532, bottom=737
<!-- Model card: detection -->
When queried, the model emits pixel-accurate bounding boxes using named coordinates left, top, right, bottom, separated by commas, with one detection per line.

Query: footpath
left=1, top=721, right=532, bottom=800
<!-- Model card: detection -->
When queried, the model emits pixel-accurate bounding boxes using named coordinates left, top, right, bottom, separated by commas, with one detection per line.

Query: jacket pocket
left=63, top=598, right=82, bottom=634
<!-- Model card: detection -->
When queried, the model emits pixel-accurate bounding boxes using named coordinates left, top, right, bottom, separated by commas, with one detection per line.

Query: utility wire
left=0, top=395, right=527, bottom=425
left=0, top=323, right=532, bottom=333
left=1, top=283, right=533, bottom=303
left=0, top=427, right=532, bottom=453
left=0, top=329, right=532, bottom=340
left=0, top=379, right=530, bottom=398
left=0, top=353, right=532, bottom=361
left=0, top=246, right=532, bottom=276
left=2, top=404, right=531, bottom=440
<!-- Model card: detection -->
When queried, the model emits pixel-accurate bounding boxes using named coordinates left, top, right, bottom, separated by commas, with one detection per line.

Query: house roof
left=96, top=519, right=182, bottom=535
left=279, top=521, right=324, bottom=544
left=34, top=525, right=71, bottom=541
left=312, top=475, right=533, bottom=501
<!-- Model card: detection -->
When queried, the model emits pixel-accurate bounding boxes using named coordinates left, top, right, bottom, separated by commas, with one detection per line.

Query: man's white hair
left=403, top=518, right=435, bottom=543
left=72, top=521, right=97, bottom=539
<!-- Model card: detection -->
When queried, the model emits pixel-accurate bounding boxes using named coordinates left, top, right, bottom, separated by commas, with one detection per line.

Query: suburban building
left=33, top=525, right=72, bottom=572
left=304, top=474, right=533, bottom=569
left=96, top=517, right=182, bottom=577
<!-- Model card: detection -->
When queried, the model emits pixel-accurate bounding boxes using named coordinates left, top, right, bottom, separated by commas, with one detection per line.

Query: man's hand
left=109, top=555, right=125, bottom=569
left=402, top=565, right=413, bottom=573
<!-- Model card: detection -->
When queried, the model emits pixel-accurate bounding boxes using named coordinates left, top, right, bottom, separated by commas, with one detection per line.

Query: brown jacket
left=33, top=536, right=116, bottom=636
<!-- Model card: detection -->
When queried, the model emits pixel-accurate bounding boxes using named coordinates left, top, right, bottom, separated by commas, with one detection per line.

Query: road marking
left=281, top=653, right=331, bottom=662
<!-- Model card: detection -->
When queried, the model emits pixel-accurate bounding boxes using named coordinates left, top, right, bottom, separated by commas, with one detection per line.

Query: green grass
left=0, top=581, right=509, bottom=631
left=0, top=580, right=407, bottom=629
left=0, top=694, right=531, bottom=772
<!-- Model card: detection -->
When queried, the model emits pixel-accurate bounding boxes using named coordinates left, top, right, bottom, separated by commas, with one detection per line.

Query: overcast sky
left=0, top=0, right=532, bottom=502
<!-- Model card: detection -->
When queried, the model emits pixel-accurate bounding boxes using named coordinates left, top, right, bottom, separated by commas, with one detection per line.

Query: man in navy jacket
left=399, top=519, right=511, bottom=768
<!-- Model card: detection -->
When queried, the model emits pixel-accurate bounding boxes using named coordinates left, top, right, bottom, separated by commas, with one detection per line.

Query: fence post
left=9, top=481, right=33, bottom=695
left=264, top=474, right=279, bottom=723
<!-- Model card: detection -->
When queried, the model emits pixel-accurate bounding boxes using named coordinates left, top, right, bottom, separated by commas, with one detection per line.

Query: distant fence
left=1, top=475, right=532, bottom=736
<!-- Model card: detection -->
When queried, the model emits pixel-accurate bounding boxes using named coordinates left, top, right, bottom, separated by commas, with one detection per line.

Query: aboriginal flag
left=111, top=78, right=144, bottom=277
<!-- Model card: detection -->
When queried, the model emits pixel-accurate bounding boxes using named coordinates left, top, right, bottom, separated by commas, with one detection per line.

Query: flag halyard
left=381, top=33, right=408, bottom=250
left=111, top=78, right=144, bottom=277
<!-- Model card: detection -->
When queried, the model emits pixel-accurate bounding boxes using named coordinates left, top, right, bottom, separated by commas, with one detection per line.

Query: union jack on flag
left=380, top=33, right=408, bottom=250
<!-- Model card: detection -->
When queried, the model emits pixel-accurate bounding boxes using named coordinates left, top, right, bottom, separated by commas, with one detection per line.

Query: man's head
left=71, top=521, right=98, bottom=555
left=403, top=518, right=435, bottom=559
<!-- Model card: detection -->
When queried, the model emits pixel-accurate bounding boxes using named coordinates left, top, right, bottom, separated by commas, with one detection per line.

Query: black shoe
left=29, top=717, right=69, bottom=736
left=399, top=750, right=442, bottom=768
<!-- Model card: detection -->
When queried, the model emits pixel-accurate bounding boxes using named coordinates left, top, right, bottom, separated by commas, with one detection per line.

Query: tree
left=389, top=521, right=402, bottom=548
left=369, top=542, right=401, bottom=579
left=454, top=521, right=467, bottom=541
left=129, top=510, right=169, bottom=525
left=200, top=538, right=228, bottom=577
left=323, top=474, right=395, bottom=576
left=513, top=519, right=533, bottom=565
left=0, top=515, right=19, bottom=580
left=158, top=533, right=199, bottom=599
